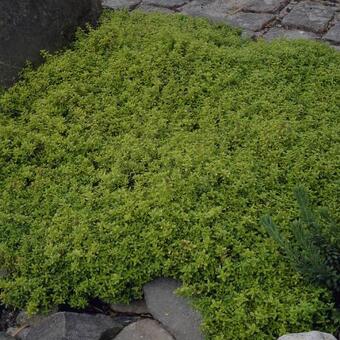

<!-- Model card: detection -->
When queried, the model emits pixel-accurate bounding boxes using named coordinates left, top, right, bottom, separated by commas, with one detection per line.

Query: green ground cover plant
left=0, top=10, right=339, bottom=339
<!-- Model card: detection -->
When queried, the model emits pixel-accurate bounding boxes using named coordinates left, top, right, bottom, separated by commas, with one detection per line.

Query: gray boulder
left=0, top=332, right=12, bottom=339
left=114, top=319, right=175, bottom=340
left=7, top=326, right=30, bottom=340
left=323, top=21, right=340, bottom=45
left=21, top=312, right=123, bottom=340
left=143, top=278, right=204, bottom=340
left=278, top=331, right=337, bottom=340
left=16, top=308, right=58, bottom=327
left=0, top=0, right=101, bottom=88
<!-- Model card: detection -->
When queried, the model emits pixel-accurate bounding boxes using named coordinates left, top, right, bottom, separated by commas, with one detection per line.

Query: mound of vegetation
left=0, top=10, right=339, bottom=339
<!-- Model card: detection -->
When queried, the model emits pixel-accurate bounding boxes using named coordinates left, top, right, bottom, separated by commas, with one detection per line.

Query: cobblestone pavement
left=102, top=0, right=340, bottom=50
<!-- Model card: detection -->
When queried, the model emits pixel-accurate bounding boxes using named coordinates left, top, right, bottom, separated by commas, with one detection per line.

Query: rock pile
left=1, top=278, right=337, bottom=340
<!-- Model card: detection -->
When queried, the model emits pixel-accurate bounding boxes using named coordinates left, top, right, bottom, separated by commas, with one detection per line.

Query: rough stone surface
left=0, top=305, right=17, bottom=338
left=137, top=4, right=175, bottom=12
left=243, top=0, right=289, bottom=13
left=278, top=331, right=337, bottom=340
left=8, top=326, right=30, bottom=340
left=22, top=312, right=123, bottom=340
left=143, top=278, right=203, bottom=340
left=264, top=27, right=319, bottom=40
left=323, top=21, right=340, bottom=44
left=143, top=0, right=188, bottom=8
left=0, top=0, right=101, bottom=88
left=0, top=332, right=12, bottom=340
left=114, top=319, right=175, bottom=340
left=110, top=300, right=149, bottom=315
left=102, top=0, right=141, bottom=10
left=180, top=0, right=229, bottom=21
left=282, top=2, right=335, bottom=33
left=226, top=12, right=275, bottom=31
left=16, top=309, right=58, bottom=327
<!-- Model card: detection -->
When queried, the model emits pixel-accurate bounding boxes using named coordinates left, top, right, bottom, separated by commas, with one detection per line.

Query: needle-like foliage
left=262, top=187, right=340, bottom=308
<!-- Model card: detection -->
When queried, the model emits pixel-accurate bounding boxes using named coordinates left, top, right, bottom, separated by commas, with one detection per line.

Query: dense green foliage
left=262, top=187, right=340, bottom=308
left=0, top=10, right=339, bottom=339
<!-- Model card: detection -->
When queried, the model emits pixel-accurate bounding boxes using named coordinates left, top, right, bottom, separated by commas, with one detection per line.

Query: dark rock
left=0, top=305, right=17, bottom=334
left=323, top=21, right=340, bottom=44
left=278, top=331, right=337, bottom=340
left=142, top=0, right=188, bottom=8
left=22, top=312, right=123, bottom=340
left=143, top=278, right=203, bottom=340
left=0, top=0, right=101, bottom=88
left=110, top=300, right=149, bottom=315
left=264, top=27, right=318, bottom=40
left=114, top=319, right=175, bottom=340
left=102, top=0, right=141, bottom=10
left=226, top=12, right=275, bottom=31
left=109, top=315, right=141, bottom=327
left=282, top=2, right=335, bottom=33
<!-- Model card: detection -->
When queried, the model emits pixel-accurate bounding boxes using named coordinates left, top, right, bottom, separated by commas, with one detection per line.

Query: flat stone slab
left=226, top=12, right=275, bottom=31
left=137, top=4, right=174, bottom=12
left=243, top=0, right=289, bottom=13
left=282, top=2, right=335, bottom=33
left=114, top=319, right=175, bottom=340
left=179, top=0, right=230, bottom=22
left=143, top=278, right=203, bottom=340
left=23, top=312, right=123, bottom=340
left=323, top=21, right=340, bottom=44
left=278, top=331, right=337, bottom=340
left=180, top=0, right=253, bottom=22
left=102, top=0, right=141, bottom=9
left=143, top=0, right=188, bottom=8
left=264, top=27, right=318, bottom=40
